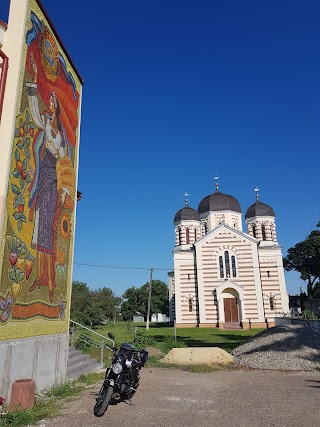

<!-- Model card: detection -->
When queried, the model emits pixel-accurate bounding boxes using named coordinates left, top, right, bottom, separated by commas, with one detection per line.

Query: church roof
left=174, top=205, right=200, bottom=222
left=245, top=200, right=275, bottom=219
left=174, top=194, right=200, bottom=223
left=194, top=222, right=259, bottom=247
left=198, top=187, right=242, bottom=214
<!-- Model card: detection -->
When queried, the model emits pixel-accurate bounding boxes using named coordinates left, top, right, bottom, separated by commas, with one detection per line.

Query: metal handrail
left=70, top=319, right=115, bottom=344
left=77, top=331, right=101, bottom=349
left=69, top=319, right=115, bottom=365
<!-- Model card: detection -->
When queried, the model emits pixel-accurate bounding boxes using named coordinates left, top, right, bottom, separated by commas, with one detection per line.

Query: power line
left=74, top=261, right=295, bottom=274
left=73, top=262, right=171, bottom=271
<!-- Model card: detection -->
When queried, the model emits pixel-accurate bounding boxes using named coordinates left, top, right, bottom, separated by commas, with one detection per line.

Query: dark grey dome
left=174, top=206, right=200, bottom=223
left=245, top=200, right=275, bottom=219
left=198, top=190, right=242, bottom=214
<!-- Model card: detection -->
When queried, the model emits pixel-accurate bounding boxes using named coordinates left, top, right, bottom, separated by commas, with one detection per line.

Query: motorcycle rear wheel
left=93, top=383, right=114, bottom=417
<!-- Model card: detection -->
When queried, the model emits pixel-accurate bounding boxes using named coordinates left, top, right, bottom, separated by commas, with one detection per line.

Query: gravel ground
left=232, top=324, right=320, bottom=370
left=36, top=368, right=320, bottom=427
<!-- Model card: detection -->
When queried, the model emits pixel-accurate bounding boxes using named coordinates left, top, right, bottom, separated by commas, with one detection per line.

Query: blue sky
left=1, top=0, right=320, bottom=297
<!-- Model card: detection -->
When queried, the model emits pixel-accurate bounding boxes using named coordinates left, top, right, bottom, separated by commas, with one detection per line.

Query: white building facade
left=169, top=184, right=289, bottom=329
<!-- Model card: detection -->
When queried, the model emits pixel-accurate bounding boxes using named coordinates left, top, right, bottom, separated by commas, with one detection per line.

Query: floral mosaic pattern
left=11, top=111, right=35, bottom=232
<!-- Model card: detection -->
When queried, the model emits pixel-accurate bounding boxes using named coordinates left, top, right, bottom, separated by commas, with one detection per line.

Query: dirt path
left=37, top=367, right=320, bottom=427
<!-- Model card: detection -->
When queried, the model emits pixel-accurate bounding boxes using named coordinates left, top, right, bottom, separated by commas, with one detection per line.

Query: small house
left=133, top=312, right=144, bottom=323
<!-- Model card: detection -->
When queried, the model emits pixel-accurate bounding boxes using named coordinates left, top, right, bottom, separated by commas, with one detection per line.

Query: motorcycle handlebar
left=106, top=344, right=117, bottom=352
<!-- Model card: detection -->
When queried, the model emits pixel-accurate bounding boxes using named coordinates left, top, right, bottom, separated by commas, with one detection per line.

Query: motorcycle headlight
left=112, top=362, right=123, bottom=374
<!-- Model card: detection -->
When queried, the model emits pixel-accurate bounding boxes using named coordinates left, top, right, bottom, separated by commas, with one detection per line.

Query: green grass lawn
left=73, top=321, right=265, bottom=361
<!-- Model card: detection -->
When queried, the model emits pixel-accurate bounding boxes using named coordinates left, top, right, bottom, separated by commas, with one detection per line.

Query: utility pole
left=146, top=268, right=154, bottom=331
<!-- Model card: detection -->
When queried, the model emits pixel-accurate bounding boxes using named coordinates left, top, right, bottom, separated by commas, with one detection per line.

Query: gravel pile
left=232, top=324, right=320, bottom=371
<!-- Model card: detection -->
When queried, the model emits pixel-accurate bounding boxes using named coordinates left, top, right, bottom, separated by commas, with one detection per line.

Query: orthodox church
left=168, top=180, right=289, bottom=329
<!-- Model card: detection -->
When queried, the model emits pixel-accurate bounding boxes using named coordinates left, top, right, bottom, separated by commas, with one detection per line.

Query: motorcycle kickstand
left=124, top=389, right=135, bottom=405
left=124, top=396, right=133, bottom=405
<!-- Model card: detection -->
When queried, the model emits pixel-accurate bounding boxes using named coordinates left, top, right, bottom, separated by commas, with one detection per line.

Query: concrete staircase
left=67, top=346, right=104, bottom=380
left=223, top=322, right=243, bottom=330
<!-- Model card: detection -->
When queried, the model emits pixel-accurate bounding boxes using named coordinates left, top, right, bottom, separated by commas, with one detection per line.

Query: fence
left=304, top=299, right=320, bottom=314
left=275, top=317, right=320, bottom=333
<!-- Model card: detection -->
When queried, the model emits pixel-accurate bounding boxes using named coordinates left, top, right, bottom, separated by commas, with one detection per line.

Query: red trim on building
left=0, top=50, right=9, bottom=122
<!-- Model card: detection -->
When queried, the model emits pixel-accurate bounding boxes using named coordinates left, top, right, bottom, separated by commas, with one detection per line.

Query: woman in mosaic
left=27, top=53, right=74, bottom=303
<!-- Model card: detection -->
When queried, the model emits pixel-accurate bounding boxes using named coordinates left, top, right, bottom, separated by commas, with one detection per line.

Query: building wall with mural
left=0, top=0, right=82, bottom=400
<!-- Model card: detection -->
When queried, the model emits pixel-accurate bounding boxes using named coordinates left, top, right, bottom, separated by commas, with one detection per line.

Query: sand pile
left=161, top=347, right=234, bottom=365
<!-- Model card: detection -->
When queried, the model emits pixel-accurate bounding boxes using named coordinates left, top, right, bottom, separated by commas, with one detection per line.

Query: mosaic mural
left=0, top=0, right=81, bottom=338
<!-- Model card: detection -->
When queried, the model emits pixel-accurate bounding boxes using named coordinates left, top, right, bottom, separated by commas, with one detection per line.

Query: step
left=68, top=346, right=85, bottom=359
left=224, top=322, right=243, bottom=330
left=67, top=361, right=103, bottom=380
left=67, top=346, right=104, bottom=380
left=67, top=352, right=93, bottom=368
left=67, top=354, right=98, bottom=372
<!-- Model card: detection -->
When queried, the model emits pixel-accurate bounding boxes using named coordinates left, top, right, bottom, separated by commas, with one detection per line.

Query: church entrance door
left=224, top=297, right=239, bottom=323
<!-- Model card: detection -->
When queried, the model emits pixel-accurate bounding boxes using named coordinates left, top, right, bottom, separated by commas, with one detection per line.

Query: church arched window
left=261, top=224, right=266, bottom=240
left=186, top=228, right=190, bottom=244
left=219, top=256, right=224, bottom=278
left=178, top=228, right=182, bottom=245
left=188, top=298, right=193, bottom=312
left=224, top=251, right=230, bottom=277
left=231, top=256, right=237, bottom=277
left=252, top=224, right=256, bottom=238
left=218, top=251, right=237, bottom=278
left=269, top=296, right=275, bottom=311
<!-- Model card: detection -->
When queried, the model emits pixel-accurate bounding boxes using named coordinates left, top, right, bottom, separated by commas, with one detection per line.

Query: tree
left=140, top=280, right=169, bottom=316
left=91, top=287, right=122, bottom=322
left=70, top=281, right=122, bottom=327
left=283, top=223, right=320, bottom=298
left=70, top=281, right=91, bottom=318
left=121, top=280, right=169, bottom=321
left=121, top=286, right=146, bottom=321
left=75, top=304, right=105, bottom=328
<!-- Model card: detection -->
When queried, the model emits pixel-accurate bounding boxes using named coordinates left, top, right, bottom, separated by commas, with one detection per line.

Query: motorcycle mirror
left=108, top=332, right=115, bottom=339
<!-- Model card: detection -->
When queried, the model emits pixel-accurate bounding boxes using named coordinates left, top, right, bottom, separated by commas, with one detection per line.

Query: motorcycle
left=93, top=332, right=148, bottom=417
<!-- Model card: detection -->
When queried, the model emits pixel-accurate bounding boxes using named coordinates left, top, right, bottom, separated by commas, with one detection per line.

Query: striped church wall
left=200, top=232, right=261, bottom=321
left=177, top=263, right=199, bottom=323
left=259, top=258, right=284, bottom=316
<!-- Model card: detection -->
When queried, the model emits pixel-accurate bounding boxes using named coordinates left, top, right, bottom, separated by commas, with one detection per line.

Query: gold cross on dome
left=254, top=187, right=259, bottom=200
left=214, top=175, right=219, bottom=190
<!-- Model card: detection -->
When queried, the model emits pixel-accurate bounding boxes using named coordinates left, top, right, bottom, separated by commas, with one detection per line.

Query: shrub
left=302, top=309, right=320, bottom=320
left=75, top=332, right=92, bottom=351
left=133, top=330, right=155, bottom=348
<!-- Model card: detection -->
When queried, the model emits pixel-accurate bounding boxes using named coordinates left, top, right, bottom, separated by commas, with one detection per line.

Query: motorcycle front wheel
left=93, top=382, right=114, bottom=417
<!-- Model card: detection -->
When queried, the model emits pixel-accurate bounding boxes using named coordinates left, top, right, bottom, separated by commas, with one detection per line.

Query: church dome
left=174, top=195, right=200, bottom=223
left=245, top=200, right=275, bottom=219
left=174, top=205, right=200, bottom=222
left=198, top=187, right=242, bottom=214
